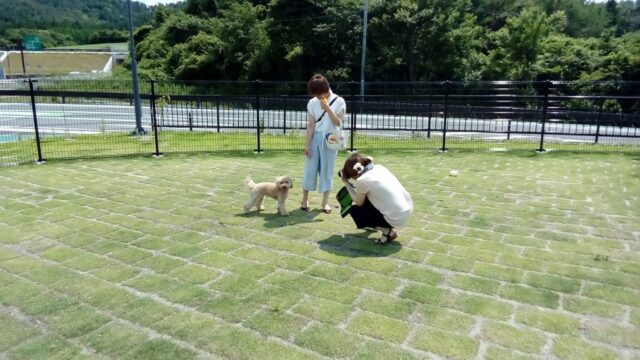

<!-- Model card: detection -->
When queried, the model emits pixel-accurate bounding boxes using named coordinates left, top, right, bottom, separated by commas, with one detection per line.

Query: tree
left=366, top=0, right=484, bottom=81
left=580, top=30, right=640, bottom=82
left=124, top=0, right=637, bottom=82
left=471, top=0, right=523, bottom=31
left=483, top=5, right=565, bottom=80
left=163, top=14, right=212, bottom=45
left=606, top=0, right=619, bottom=29
left=87, top=29, right=127, bottom=44
left=215, top=1, right=269, bottom=79
left=535, top=35, right=600, bottom=80
left=310, top=0, right=362, bottom=81
left=184, top=0, right=219, bottom=17
left=166, top=32, right=225, bottom=79
left=536, top=0, right=609, bottom=37
left=260, top=0, right=323, bottom=80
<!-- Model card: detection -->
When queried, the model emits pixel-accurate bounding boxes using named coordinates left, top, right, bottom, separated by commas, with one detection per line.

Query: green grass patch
left=346, top=311, right=410, bottom=343
left=552, top=336, right=618, bottom=360
left=51, top=42, right=128, bottom=51
left=124, top=339, right=196, bottom=360
left=411, top=327, right=479, bottom=360
left=482, top=321, right=547, bottom=354
left=0, top=313, right=41, bottom=351
left=294, top=324, right=365, bottom=358
left=0, top=150, right=638, bottom=359
left=452, top=294, right=513, bottom=320
left=244, top=309, right=309, bottom=339
left=515, top=307, right=581, bottom=335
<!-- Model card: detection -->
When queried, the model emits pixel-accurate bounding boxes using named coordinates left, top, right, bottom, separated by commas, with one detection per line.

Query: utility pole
left=360, top=0, right=368, bottom=99
left=128, top=0, right=145, bottom=135
left=19, top=40, right=26, bottom=76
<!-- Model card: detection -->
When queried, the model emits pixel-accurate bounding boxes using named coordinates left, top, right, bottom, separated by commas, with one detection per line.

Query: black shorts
left=349, top=197, right=392, bottom=229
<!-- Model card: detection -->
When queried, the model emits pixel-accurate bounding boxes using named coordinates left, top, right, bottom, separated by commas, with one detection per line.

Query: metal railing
left=0, top=79, right=638, bottom=165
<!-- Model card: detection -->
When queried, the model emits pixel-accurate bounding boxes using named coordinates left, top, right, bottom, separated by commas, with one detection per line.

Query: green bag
left=336, top=186, right=353, bottom=218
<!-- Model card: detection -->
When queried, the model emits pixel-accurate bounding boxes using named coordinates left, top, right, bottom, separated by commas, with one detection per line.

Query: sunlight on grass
left=0, top=150, right=638, bottom=359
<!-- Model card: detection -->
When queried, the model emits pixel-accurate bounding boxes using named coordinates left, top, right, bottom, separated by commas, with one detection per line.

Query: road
left=0, top=102, right=638, bottom=146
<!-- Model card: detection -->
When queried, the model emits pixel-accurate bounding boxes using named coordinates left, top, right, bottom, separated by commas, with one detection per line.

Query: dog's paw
left=259, top=206, right=265, bottom=211
left=280, top=211, right=289, bottom=216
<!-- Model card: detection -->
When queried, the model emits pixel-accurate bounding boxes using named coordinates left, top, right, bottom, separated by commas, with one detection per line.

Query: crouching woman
left=339, top=153, right=413, bottom=244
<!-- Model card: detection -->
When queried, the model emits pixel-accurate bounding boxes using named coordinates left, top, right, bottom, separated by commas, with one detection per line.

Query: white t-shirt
left=307, top=91, right=346, bottom=134
left=354, top=164, right=413, bottom=229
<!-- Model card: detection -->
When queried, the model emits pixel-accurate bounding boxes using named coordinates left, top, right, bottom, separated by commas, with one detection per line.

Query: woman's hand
left=305, top=146, right=311, bottom=159
left=319, top=97, right=331, bottom=112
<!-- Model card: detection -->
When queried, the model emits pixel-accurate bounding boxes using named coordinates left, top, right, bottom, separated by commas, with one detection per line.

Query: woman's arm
left=351, top=191, right=366, bottom=206
left=305, top=113, right=315, bottom=158
left=341, top=179, right=366, bottom=206
left=320, top=100, right=344, bottom=127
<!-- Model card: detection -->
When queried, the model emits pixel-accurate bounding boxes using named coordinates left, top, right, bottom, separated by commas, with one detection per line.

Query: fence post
left=538, top=80, right=550, bottom=152
left=427, top=93, right=432, bottom=139
left=507, top=120, right=512, bottom=140
left=350, top=81, right=357, bottom=151
left=188, top=111, right=193, bottom=131
left=441, top=81, right=450, bottom=152
left=254, top=80, right=262, bottom=153
left=28, top=79, right=45, bottom=163
left=216, top=96, right=220, bottom=133
left=283, top=95, right=287, bottom=134
left=149, top=80, right=162, bottom=157
left=595, top=98, right=603, bottom=144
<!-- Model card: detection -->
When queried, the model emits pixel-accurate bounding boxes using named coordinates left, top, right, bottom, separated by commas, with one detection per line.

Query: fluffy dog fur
left=244, top=175, right=293, bottom=216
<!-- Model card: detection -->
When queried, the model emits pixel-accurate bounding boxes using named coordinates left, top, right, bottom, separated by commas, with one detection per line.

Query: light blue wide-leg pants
left=303, top=132, right=338, bottom=193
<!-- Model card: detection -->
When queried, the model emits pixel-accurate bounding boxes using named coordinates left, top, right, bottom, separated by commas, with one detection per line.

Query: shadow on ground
left=237, top=208, right=325, bottom=228
left=318, top=231, right=402, bottom=257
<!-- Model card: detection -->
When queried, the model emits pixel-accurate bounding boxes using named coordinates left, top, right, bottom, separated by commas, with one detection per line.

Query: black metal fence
left=0, top=79, right=638, bottom=165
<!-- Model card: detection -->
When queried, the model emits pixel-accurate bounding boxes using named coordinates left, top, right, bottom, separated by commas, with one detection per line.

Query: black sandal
left=386, top=229, right=397, bottom=241
left=300, top=204, right=310, bottom=212
left=375, top=229, right=397, bottom=245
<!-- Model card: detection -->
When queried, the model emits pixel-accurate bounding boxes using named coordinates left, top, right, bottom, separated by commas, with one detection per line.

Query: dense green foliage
left=0, top=0, right=155, bottom=47
left=3, top=0, right=639, bottom=81
left=125, top=0, right=640, bottom=81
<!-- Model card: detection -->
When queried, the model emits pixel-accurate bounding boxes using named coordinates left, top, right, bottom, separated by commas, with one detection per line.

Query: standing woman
left=339, top=153, right=413, bottom=244
left=301, top=74, right=346, bottom=213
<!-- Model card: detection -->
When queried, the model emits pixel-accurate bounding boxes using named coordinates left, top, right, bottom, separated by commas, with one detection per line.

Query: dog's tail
left=244, top=176, right=256, bottom=190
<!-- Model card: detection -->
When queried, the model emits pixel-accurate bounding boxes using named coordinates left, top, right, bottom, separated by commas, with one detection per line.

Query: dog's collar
left=360, top=163, right=374, bottom=175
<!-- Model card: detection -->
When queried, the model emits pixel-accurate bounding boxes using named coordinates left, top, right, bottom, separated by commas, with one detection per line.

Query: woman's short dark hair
left=308, top=74, right=330, bottom=96
left=341, top=152, right=373, bottom=179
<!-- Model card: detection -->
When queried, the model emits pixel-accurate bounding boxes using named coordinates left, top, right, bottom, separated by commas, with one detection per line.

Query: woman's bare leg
left=321, top=191, right=331, bottom=211
left=301, top=189, right=310, bottom=208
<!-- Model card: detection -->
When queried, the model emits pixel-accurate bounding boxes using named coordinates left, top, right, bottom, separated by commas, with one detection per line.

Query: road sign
left=22, top=35, right=43, bottom=51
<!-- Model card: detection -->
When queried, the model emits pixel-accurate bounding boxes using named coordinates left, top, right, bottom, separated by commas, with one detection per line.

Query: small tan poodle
left=244, top=175, right=293, bottom=216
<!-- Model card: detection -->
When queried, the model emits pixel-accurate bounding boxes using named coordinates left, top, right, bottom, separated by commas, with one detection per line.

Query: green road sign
left=23, top=35, right=43, bottom=51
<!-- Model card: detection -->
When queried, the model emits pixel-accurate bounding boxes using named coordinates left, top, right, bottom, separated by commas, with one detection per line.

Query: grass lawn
left=50, top=43, right=128, bottom=51
left=1, top=52, right=113, bottom=77
left=0, top=150, right=638, bottom=359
